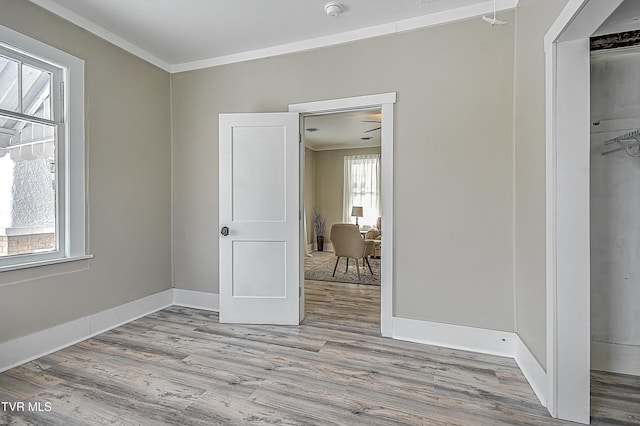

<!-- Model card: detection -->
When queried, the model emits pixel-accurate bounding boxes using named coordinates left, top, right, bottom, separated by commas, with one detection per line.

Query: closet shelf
left=602, top=129, right=640, bottom=157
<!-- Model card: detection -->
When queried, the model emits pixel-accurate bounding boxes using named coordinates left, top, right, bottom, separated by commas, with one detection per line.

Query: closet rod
left=604, top=128, right=640, bottom=145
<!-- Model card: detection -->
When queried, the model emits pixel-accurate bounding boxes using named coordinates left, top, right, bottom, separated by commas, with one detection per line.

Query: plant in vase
left=313, top=208, right=325, bottom=251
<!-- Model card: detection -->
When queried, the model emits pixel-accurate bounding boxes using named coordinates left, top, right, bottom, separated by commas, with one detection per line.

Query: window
left=0, top=25, right=86, bottom=270
left=343, top=154, right=381, bottom=227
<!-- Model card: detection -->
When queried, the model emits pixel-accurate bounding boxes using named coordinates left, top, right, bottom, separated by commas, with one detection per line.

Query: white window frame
left=342, top=154, right=381, bottom=227
left=0, top=24, right=88, bottom=271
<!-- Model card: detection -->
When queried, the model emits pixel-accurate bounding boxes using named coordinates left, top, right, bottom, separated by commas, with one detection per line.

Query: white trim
left=0, top=254, right=93, bottom=275
left=289, top=93, right=396, bottom=114
left=28, top=0, right=172, bottom=72
left=173, top=1, right=518, bottom=73
left=591, top=341, right=640, bottom=377
left=543, top=0, right=624, bottom=47
left=290, top=93, right=396, bottom=337
left=0, top=289, right=173, bottom=373
left=173, top=289, right=219, bottom=312
left=555, top=38, right=592, bottom=425
left=544, top=1, right=624, bottom=423
left=0, top=284, right=550, bottom=416
left=515, top=336, right=548, bottom=408
left=0, top=23, right=79, bottom=70
left=544, top=0, right=587, bottom=48
left=392, top=318, right=550, bottom=409
left=29, top=0, right=517, bottom=74
left=173, top=23, right=395, bottom=73
left=544, top=37, right=558, bottom=420
left=0, top=23, right=87, bottom=270
left=379, top=102, right=394, bottom=338
left=392, top=317, right=515, bottom=358
left=65, top=35, right=86, bottom=260
left=556, top=1, right=623, bottom=45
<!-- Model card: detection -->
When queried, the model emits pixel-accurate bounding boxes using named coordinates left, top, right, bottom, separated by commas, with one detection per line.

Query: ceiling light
left=325, top=2, right=342, bottom=18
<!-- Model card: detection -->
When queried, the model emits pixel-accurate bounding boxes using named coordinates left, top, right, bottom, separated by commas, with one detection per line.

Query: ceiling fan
left=482, top=0, right=506, bottom=26
left=361, top=120, right=381, bottom=133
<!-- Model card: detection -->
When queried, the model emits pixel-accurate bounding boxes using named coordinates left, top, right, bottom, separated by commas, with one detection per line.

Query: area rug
left=304, top=254, right=380, bottom=286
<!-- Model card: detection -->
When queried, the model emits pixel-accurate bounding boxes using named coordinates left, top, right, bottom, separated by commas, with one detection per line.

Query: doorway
left=589, top=40, right=640, bottom=426
left=545, top=0, right=626, bottom=422
left=301, top=108, right=382, bottom=334
left=290, top=92, right=396, bottom=337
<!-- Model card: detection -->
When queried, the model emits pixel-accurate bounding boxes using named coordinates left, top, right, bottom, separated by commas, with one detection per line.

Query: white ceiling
left=596, top=0, right=640, bottom=36
left=304, top=109, right=382, bottom=151
left=29, top=0, right=517, bottom=71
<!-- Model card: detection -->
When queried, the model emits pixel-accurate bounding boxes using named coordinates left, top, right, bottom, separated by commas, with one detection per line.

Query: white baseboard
left=391, top=317, right=515, bottom=358
left=592, top=340, right=640, bottom=376
left=0, top=287, right=549, bottom=416
left=173, top=289, right=219, bottom=312
left=0, top=289, right=173, bottom=373
left=515, top=336, right=547, bottom=407
left=0, top=288, right=221, bottom=373
left=391, top=317, right=548, bottom=409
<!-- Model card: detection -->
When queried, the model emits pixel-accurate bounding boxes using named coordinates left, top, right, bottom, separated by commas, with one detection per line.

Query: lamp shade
left=351, top=206, right=363, bottom=217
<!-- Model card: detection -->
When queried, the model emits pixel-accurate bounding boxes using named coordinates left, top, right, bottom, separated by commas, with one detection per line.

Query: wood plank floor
left=0, top=277, right=638, bottom=424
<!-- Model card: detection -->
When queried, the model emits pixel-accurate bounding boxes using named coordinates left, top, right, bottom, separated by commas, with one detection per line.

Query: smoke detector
left=325, top=2, right=342, bottom=17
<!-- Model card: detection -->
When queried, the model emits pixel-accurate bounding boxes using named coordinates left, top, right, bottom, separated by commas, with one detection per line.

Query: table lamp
left=351, top=206, right=363, bottom=226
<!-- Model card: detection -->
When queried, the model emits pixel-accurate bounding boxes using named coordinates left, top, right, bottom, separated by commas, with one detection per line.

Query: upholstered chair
left=364, top=216, right=382, bottom=257
left=329, top=223, right=375, bottom=279
left=365, top=229, right=380, bottom=239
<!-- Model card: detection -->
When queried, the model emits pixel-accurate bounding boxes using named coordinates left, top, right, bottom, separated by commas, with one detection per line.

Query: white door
left=219, top=113, right=300, bottom=324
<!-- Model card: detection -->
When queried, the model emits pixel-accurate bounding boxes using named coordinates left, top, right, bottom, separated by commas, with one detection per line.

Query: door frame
left=544, top=0, right=623, bottom=422
left=290, top=92, right=396, bottom=337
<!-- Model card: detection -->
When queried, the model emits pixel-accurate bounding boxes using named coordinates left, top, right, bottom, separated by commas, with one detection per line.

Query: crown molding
left=173, top=0, right=519, bottom=73
left=29, top=0, right=518, bottom=74
left=28, top=0, right=172, bottom=72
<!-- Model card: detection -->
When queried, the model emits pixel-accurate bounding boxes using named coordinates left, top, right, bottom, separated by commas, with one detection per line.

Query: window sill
left=0, top=254, right=94, bottom=273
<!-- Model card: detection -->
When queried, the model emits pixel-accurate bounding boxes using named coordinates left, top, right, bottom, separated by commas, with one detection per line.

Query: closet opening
left=589, top=25, right=640, bottom=422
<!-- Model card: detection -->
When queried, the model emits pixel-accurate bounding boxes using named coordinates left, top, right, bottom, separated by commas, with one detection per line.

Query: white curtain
left=343, top=154, right=381, bottom=227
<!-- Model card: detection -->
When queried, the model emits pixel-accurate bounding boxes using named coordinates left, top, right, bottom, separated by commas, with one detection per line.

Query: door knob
left=220, top=226, right=229, bottom=236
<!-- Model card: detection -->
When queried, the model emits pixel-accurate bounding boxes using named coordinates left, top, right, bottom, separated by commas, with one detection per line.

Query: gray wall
left=0, top=0, right=592, bottom=368
left=513, top=0, right=570, bottom=368
left=0, top=0, right=172, bottom=343
left=172, top=14, right=516, bottom=332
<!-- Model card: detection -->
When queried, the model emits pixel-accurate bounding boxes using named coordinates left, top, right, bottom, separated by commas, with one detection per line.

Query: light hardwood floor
left=0, top=275, right=637, bottom=424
